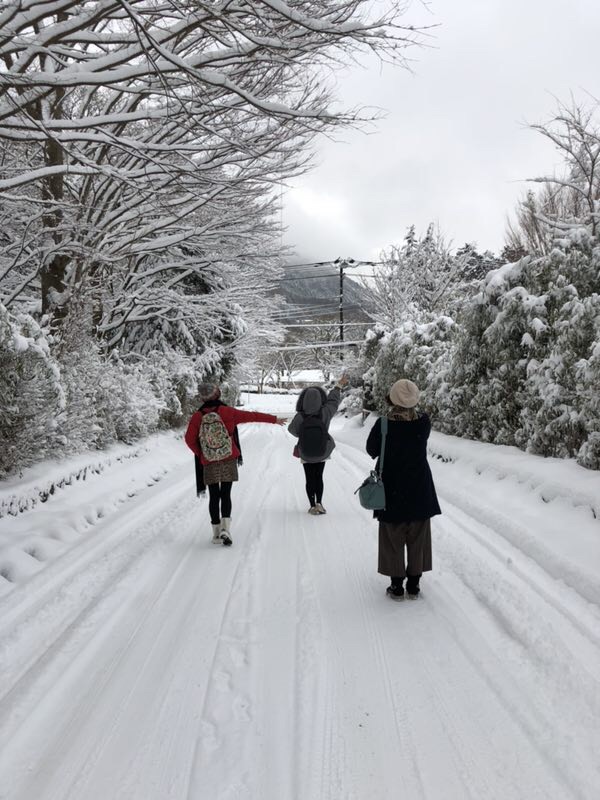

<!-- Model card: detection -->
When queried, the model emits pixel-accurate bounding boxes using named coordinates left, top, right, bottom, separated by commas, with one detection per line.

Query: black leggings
left=303, top=462, right=325, bottom=506
left=208, top=482, right=232, bottom=524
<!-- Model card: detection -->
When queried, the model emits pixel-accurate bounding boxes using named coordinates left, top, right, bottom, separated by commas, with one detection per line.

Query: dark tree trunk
left=38, top=52, right=68, bottom=320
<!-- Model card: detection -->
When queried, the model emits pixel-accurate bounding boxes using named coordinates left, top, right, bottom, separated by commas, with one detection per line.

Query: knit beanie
left=297, top=386, right=326, bottom=414
left=388, top=379, right=420, bottom=409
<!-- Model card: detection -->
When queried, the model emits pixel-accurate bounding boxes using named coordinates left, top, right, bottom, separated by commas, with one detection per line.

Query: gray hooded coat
left=288, top=386, right=341, bottom=463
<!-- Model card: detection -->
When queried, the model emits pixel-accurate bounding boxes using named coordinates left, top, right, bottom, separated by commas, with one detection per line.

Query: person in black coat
left=366, top=379, right=441, bottom=600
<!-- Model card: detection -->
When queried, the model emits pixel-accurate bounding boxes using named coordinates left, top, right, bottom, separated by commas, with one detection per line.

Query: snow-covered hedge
left=370, top=314, right=456, bottom=422
left=450, top=230, right=599, bottom=466
left=365, top=230, right=600, bottom=469
left=0, top=303, right=223, bottom=478
left=0, top=304, right=65, bottom=478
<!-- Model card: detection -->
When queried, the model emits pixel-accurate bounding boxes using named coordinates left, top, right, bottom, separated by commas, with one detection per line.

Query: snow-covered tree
left=0, top=1, right=423, bottom=472
left=447, top=102, right=600, bottom=465
left=0, top=302, right=64, bottom=476
left=505, top=101, right=600, bottom=258
left=370, top=314, right=456, bottom=418
left=577, top=337, right=600, bottom=469
left=448, top=260, right=540, bottom=446
left=455, top=243, right=501, bottom=281
left=360, top=224, right=466, bottom=331
left=529, top=102, right=600, bottom=237
left=447, top=229, right=600, bottom=464
left=0, top=1, right=422, bottom=328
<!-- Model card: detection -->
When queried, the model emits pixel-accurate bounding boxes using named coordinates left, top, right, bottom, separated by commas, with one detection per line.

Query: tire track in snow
left=325, top=459, right=496, bottom=800
left=433, top=466, right=600, bottom=607
left=336, top=434, right=600, bottom=678
left=186, top=425, right=352, bottom=800
left=0, top=474, right=194, bottom=734
left=431, top=511, right=600, bottom=800
left=7, top=542, right=199, bottom=799
left=296, top=454, right=427, bottom=798
left=0, top=449, right=257, bottom=800
left=275, top=445, right=349, bottom=800
left=1, top=419, right=597, bottom=799
left=291, top=479, right=350, bottom=800
left=326, top=436, right=592, bottom=798
left=439, top=499, right=600, bottom=650
left=0, top=504, right=205, bottom=798
left=0, top=465, right=193, bottom=652
left=185, top=426, right=293, bottom=800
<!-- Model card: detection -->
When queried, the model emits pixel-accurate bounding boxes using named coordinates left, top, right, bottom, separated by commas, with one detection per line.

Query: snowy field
left=0, top=393, right=599, bottom=800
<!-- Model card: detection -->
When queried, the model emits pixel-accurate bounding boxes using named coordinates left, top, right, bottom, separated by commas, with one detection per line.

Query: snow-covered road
left=1, top=399, right=599, bottom=800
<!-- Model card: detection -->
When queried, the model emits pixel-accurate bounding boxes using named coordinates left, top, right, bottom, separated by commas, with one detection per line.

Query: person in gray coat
left=288, top=376, right=348, bottom=514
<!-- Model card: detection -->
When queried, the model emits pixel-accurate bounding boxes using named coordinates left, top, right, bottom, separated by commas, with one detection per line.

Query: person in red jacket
left=185, top=383, right=285, bottom=545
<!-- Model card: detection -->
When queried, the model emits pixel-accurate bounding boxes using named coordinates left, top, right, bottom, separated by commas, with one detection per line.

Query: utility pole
left=334, top=257, right=355, bottom=361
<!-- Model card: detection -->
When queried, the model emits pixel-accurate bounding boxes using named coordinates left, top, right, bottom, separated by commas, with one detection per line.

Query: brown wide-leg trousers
left=378, top=519, right=432, bottom=577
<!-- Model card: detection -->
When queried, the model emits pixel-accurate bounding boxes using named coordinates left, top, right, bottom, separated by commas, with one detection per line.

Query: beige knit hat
left=388, top=379, right=420, bottom=408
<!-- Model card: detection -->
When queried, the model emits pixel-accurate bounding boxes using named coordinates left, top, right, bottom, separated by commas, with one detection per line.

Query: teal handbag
left=355, top=417, right=387, bottom=510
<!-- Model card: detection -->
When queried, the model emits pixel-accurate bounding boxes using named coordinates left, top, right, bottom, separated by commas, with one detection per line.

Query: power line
left=282, top=258, right=385, bottom=271
left=284, top=258, right=383, bottom=267
left=278, top=264, right=338, bottom=275
left=271, top=317, right=370, bottom=326
left=270, top=304, right=366, bottom=318
left=273, top=340, right=364, bottom=352
left=284, top=322, right=373, bottom=328
left=270, top=256, right=379, bottom=349
left=273, top=272, right=376, bottom=283
left=274, top=273, right=340, bottom=282
left=270, top=314, right=366, bottom=323
left=283, top=260, right=335, bottom=269
left=270, top=300, right=363, bottom=311
left=270, top=302, right=347, bottom=312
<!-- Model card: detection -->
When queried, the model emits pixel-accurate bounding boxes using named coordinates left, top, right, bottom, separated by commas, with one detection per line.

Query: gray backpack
left=298, top=413, right=329, bottom=459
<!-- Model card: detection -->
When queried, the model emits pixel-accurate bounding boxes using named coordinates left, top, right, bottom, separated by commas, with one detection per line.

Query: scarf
left=387, top=405, right=418, bottom=422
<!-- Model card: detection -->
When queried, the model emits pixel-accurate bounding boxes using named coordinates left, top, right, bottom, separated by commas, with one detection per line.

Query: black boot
left=386, top=576, right=404, bottom=600
left=406, top=574, right=421, bottom=598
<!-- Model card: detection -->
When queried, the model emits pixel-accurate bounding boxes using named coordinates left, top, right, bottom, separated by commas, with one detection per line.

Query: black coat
left=366, top=413, right=441, bottom=523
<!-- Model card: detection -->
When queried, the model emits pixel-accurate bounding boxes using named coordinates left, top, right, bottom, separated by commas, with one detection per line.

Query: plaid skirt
left=203, top=458, right=239, bottom=485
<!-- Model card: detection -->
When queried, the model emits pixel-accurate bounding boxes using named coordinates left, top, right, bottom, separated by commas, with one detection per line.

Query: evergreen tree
left=0, top=303, right=64, bottom=476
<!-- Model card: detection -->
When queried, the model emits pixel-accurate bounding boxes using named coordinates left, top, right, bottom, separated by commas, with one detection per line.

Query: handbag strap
left=378, top=416, right=388, bottom=476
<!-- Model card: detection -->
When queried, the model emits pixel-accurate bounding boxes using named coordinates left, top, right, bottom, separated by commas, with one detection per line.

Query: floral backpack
left=198, top=411, right=232, bottom=462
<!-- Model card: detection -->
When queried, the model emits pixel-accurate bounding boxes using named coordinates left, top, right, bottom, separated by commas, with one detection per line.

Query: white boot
left=211, top=523, right=222, bottom=544
left=220, top=517, right=232, bottom=546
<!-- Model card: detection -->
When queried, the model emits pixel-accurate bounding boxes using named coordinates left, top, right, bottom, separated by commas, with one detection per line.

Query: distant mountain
left=272, top=260, right=373, bottom=323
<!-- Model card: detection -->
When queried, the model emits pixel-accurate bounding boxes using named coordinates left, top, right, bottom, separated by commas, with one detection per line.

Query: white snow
left=241, top=371, right=326, bottom=393
left=287, top=369, right=325, bottom=383
left=238, top=392, right=299, bottom=414
left=0, top=397, right=598, bottom=800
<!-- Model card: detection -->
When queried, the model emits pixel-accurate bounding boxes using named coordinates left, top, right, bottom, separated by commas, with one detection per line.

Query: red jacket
left=184, top=405, right=277, bottom=465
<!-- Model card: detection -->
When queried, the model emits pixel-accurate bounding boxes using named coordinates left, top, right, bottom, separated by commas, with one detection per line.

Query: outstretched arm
left=232, top=409, right=279, bottom=425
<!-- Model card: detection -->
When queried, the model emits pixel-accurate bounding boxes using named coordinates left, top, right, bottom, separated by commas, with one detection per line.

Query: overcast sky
left=282, top=0, right=600, bottom=264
